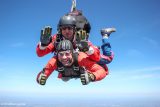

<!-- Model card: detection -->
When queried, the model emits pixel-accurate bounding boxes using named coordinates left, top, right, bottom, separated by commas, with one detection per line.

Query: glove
left=37, top=70, right=47, bottom=85
left=76, top=29, right=88, bottom=41
left=40, top=26, right=52, bottom=46
left=78, top=40, right=89, bottom=52
left=80, top=72, right=95, bottom=85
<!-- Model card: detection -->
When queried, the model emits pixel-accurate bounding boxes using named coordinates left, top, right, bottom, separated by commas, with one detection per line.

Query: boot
left=101, top=27, right=116, bottom=38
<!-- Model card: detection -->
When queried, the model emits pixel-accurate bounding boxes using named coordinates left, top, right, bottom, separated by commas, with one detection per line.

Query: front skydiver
left=37, top=40, right=107, bottom=85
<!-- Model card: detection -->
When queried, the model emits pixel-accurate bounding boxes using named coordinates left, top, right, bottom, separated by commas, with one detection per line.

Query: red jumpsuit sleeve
left=88, top=41, right=100, bottom=62
left=36, top=35, right=57, bottom=57
left=78, top=52, right=107, bottom=81
left=44, top=56, right=57, bottom=78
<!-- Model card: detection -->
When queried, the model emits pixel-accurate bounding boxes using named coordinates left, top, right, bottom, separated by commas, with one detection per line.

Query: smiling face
left=58, top=50, right=73, bottom=66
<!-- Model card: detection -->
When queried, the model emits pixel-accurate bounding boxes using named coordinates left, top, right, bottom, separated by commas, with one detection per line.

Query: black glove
left=37, top=70, right=47, bottom=85
left=78, top=40, right=89, bottom=52
left=76, top=29, right=88, bottom=41
left=40, top=26, right=52, bottom=46
left=80, top=72, right=95, bottom=85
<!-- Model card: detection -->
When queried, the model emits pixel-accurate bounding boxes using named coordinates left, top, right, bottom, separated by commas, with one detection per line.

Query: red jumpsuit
left=43, top=52, right=108, bottom=81
left=36, top=34, right=100, bottom=62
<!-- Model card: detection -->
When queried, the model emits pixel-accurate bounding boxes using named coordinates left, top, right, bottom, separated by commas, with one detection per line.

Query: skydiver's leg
left=98, top=38, right=113, bottom=65
left=101, top=37, right=112, bottom=56
left=98, top=28, right=116, bottom=65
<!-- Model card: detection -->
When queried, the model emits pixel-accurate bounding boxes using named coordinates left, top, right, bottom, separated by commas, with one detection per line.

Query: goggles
left=61, top=26, right=74, bottom=30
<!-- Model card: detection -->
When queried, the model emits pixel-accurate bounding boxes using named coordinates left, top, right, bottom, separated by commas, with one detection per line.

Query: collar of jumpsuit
left=58, top=50, right=74, bottom=66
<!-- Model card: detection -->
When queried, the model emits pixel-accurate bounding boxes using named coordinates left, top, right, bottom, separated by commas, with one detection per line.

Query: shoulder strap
left=56, top=56, right=65, bottom=73
left=54, top=34, right=63, bottom=51
left=72, top=52, right=79, bottom=71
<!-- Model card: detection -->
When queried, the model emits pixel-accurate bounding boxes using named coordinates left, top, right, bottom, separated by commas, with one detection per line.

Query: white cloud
left=131, top=74, right=155, bottom=79
left=142, top=37, right=159, bottom=48
left=131, top=66, right=160, bottom=73
left=10, top=42, right=24, bottom=48
left=126, top=49, right=143, bottom=57
left=130, top=66, right=160, bottom=80
left=114, top=66, right=160, bottom=73
left=112, top=66, right=160, bottom=80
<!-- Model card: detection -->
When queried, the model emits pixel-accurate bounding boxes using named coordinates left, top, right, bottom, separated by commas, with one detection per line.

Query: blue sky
left=0, top=0, right=160, bottom=101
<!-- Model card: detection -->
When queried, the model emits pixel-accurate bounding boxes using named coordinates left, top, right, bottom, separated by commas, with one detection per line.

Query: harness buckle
left=73, top=66, right=79, bottom=71
left=58, top=67, right=64, bottom=72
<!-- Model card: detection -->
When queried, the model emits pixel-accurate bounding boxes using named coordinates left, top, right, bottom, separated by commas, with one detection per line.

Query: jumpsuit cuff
left=39, top=42, right=47, bottom=50
left=102, top=36, right=109, bottom=39
left=86, top=46, right=94, bottom=55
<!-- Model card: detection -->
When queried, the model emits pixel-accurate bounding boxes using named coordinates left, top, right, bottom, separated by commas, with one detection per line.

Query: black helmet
left=57, top=40, right=73, bottom=52
left=58, top=15, right=76, bottom=30
left=68, top=10, right=91, bottom=33
left=77, top=15, right=91, bottom=33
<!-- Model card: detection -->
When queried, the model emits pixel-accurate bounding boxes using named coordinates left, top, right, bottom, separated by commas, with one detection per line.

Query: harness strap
left=54, top=34, right=63, bottom=53
left=71, top=0, right=76, bottom=12
left=72, top=52, right=79, bottom=71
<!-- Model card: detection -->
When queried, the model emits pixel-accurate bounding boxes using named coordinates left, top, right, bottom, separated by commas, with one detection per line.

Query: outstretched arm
left=78, top=52, right=107, bottom=81
left=37, top=56, right=57, bottom=85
